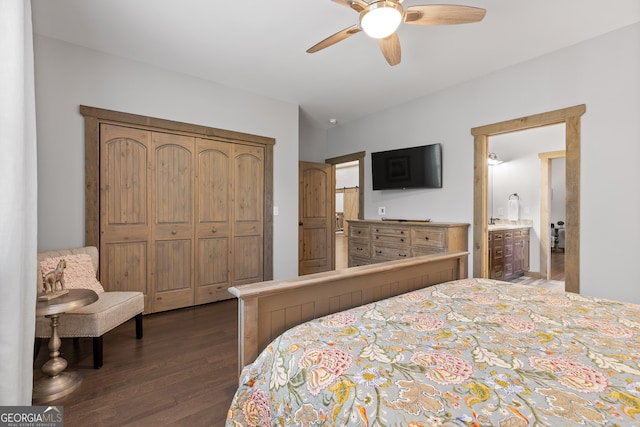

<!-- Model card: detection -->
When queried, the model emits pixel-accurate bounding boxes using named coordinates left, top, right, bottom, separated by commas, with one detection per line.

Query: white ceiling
left=31, top=0, right=640, bottom=128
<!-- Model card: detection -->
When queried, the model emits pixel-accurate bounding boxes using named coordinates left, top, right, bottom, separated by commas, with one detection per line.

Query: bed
left=226, top=254, right=640, bottom=426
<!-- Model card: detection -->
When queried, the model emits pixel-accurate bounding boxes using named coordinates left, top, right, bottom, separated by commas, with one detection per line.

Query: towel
left=508, top=199, right=519, bottom=221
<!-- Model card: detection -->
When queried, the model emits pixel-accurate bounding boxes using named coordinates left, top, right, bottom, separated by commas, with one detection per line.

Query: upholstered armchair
left=35, top=246, right=144, bottom=369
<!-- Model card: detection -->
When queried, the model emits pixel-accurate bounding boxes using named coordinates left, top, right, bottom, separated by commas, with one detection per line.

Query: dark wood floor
left=33, top=299, right=238, bottom=427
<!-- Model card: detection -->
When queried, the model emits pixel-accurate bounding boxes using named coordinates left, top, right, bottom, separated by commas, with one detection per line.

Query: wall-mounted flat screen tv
left=371, top=143, right=442, bottom=190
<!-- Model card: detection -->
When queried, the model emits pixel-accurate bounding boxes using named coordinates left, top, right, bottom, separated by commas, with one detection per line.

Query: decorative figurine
left=42, top=259, right=66, bottom=293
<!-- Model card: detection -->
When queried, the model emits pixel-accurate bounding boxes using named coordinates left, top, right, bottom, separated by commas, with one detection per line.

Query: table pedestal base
left=33, top=290, right=98, bottom=403
left=32, top=371, right=83, bottom=403
left=33, top=312, right=83, bottom=403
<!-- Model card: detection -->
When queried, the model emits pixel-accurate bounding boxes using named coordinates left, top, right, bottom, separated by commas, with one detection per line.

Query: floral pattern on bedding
left=226, top=278, right=640, bottom=426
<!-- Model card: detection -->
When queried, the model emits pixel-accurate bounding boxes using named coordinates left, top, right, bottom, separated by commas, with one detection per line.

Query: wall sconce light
left=488, top=152, right=503, bottom=166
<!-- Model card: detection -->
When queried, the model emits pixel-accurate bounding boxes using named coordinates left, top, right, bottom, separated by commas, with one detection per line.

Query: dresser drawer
left=493, top=246, right=504, bottom=261
left=349, top=224, right=370, bottom=239
left=348, top=256, right=371, bottom=267
left=373, top=233, right=409, bottom=246
left=349, top=240, right=370, bottom=258
left=371, top=225, right=409, bottom=238
left=491, top=231, right=504, bottom=242
left=504, top=261, right=513, bottom=277
left=491, top=265, right=504, bottom=280
left=412, top=246, right=445, bottom=257
left=411, top=228, right=446, bottom=248
left=372, top=244, right=410, bottom=261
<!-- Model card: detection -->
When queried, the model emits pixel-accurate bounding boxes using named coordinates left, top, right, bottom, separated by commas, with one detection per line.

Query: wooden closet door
left=232, top=144, right=264, bottom=286
left=195, top=138, right=232, bottom=304
left=150, top=132, right=195, bottom=312
left=99, top=124, right=151, bottom=311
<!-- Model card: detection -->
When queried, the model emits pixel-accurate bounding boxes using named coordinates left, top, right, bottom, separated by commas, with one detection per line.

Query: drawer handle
left=400, top=238, right=404, bottom=242
left=424, top=237, right=429, bottom=241
left=400, top=231, right=404, bottom=234
left=375, top=228, right=379, bottom=232
left=375, top=236, right=379, bottom=239
left=171, top=230, right=177, bottom=235
left=376, top=250, right=382, bottom=254
left=211, top=227, right=217, bottom=233
left=399, top=253, right=407, bottom=257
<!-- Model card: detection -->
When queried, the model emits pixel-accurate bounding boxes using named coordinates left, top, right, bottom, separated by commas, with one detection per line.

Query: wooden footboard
left=229, top=251, right=468, bottom=370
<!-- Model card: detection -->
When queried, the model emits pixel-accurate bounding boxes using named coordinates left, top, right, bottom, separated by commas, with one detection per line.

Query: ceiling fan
left=307, top=0, right=486, bottom=66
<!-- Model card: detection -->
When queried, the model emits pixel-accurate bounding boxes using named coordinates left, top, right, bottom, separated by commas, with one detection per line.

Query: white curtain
left=0, top=0, right=38, bottom=405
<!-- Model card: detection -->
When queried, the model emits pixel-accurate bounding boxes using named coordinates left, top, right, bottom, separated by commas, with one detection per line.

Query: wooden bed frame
left=229, top=251, right=468, bottom=370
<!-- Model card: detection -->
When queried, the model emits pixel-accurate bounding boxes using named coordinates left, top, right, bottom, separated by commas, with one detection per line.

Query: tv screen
left=371, top=143, right=442, bottom=190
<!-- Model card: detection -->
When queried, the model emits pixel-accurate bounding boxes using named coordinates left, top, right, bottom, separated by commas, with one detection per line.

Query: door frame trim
left=471, top=105, right=585, bottom=293
left=325, top=151, right=366, bottom=220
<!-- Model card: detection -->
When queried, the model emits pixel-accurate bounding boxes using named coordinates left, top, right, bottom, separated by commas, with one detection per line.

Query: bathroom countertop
left=488, top=224, right=531, bottom=231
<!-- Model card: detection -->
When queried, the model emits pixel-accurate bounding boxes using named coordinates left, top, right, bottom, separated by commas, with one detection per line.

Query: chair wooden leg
left=93, top=336, right=103, bottom=369
left=135, top=313, right=143, bottom=339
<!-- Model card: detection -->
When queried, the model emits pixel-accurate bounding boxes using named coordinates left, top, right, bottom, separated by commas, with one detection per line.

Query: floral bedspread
left=226, top=278, right=640, bottom=426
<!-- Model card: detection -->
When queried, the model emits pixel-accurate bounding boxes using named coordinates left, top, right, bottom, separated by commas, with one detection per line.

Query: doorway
left=488, top=125, right=565, bottom=284
left=539, top=150, right=566, bottom=281
left=471, top=105, right=585, bottom=293
left=326, top=152, right=365, bottom=270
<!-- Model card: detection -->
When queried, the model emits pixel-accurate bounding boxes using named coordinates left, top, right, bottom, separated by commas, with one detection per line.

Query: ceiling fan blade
left=331, top=0, right=368, bottom=12
left=307, top=24, right=362, bottom=53
left=404, top=4, right=486, bottom=25
left=379, top=32, right=401, bottom=66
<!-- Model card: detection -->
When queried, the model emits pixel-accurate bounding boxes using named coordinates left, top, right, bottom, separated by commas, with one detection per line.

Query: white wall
left=299, top=109, right=327, bottom=161
left=336, top=164, right=359, bottom=189
left=316, top=23, right=640, bottom=304
left=34, top=36, right=300, bottom=280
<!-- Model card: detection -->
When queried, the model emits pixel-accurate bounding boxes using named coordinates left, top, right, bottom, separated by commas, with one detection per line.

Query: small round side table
left=32, top=288, right=98, bottom=403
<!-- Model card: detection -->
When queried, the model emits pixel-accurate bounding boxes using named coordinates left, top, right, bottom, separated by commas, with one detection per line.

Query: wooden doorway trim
left=325, top=151, right=366, bottom=220
left=471, top=105, right=585, bottom=293
left=539, top=150, right=566, bottom=280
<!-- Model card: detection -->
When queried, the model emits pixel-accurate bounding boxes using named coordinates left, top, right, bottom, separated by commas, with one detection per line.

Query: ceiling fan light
left=360, top=2, right=403, bottom=39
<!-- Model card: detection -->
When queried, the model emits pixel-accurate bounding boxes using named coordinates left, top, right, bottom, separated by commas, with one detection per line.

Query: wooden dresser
left=347, top=220, right=469, bottom=268
left=488, top=226, right=530, bottom=280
